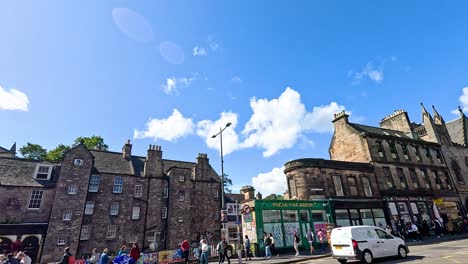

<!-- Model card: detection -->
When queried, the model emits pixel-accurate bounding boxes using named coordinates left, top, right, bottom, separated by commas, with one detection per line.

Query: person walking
left=306, top=228, right=315, bottom=255
left=199, top=239, right=209, bottom=264
left=117, top=245, right=128, bottom=256
left=223, top=239, right=231, bottom=264
left=98, top=249, right=109, bottom=264
left=59, top=247, right=72, bottom=264
left=130, top=243, right=140, bottom=261
left=88, top=249, right=100, bottom=264
left=217, top=238, right=226, bottom=264
left=317, top=229, right=327, bottom=254
left=263, top=232, right=272, bottom=259
left=293, top=231, right=300, bottom=256
left=180, top=238, right=190, bottom=264
left=5, top=254, right=19, bottom=264
left=19, top=252, right=31, bottom=264
left=269, top=233, right=277, bottom=256
left=244, top=235, right=251, bottom=261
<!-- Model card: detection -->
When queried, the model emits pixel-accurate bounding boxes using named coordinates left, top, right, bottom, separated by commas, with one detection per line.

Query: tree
left=263, top=194, right=284, bottom=200
left=223, top=173, right=233, bottom=194
left=46, top=144, right=71, bottom=162
left=19, top=143, right=47, bottom=161
left=74, top=135, right=108, bottom=150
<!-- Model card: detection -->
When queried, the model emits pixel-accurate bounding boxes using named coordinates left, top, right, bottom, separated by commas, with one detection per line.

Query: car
left=330, top=225, right=409, bottom=264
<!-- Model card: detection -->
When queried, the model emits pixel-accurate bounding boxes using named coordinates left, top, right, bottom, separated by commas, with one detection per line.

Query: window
left=163, top=186, right=169, bottom=198
left=67, top=184, right=78, bottom=195
left=80, top=225, right=90, bottom=240
left=402, top=145, right=410, bottom=160
left=74, top=159, right=83, bottom=166
left=389, top=142, right=398, bottom=159
left=421, top=169, right=432, bottom=190
left=107, top=225, right=117, bottom=239
left=335, top=209, right=350, bottom=227
left=134, top=185, right=143, bottom=198
left=282, top=210, right=298, bottom=222
left=332, top=175, right=344, bottom=196
left=128, top=235, right=138, bottom=244
left=213, top=188, right=219, bottom=200
left=63, top=210, right=72, bottom=221
left=434, top=149, right=442, bottom=163
left=451, top=160, right=465, bottom=184
left=432, top=171, right=442, bottom=190
left=288, top=177, right=297, bottom=198
left=397, top=168, right=407, bottom=189
left=88, top=175, right=100, bottom=192
left=362, top=176, right=372, bottom=196
left=360, top=209, right=374, bottom=225
left=178, top=216, right=184, bottom=223
left=132, top=206, right=140, bottom=220
left=348, top=176, right=358, bottom=196
left=383, top=167, right=394, bottom=188
left=263, top=210, right=281, bottom=222
left=376, top=141, right=385, bottom=158
left=113, top=177, right=123, bottom=193
left=179, top=192, right=185, bottom=202
left=414, top=146, right=421, bottom=161
left=57, top=237, right=67, bottom=245
left=34, top=165, right=52, bottom=180
left=28, top=190, right=43, bottom=209
left=409, top=169, right=419, bottom=189
left=85, top=201, right=95, bottom=215
left=162, top=207, right=168, bottom=219
left=228, top=227, right=237, bottom=240
left=214, top=212, right=219, bottom=220
left=110, top=202, right=120, bottom=215
left=424, top=147, right=431, bottom=158
left=179, top=175, right=185, bottom=182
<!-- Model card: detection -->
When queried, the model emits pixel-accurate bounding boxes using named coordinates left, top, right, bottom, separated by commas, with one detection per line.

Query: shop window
left=283, top=210, right=298, bottom=222
left=332, top=175, right=344, bottom=196
left=335, top=209, right=351, bottom=227
left=360, top=209, right=374, bottom=226
left=397, top=168, right=408, bottom=190
left=397, top=202, right=409, bottom=214
left=372, top=208, right=386, bottom=227
left=299, top=210, right=309, bottom=221
left=263, top=210, right=281, bottom=222
left=361, top=176, right=372, bottom=196
left=409, top=169, right=419, bottom=189
left=228, top=227, right=238, bottom=240
left=311, top=210, right=327, bottom=222
left=401, top=144, right=410, bottom=160
left=347, top=176, right=358, bottom=196
left=383, top=167, right=394, bottom=188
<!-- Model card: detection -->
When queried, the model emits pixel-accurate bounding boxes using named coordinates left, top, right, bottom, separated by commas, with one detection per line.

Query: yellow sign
left=433, top=198, right=444, bottom=205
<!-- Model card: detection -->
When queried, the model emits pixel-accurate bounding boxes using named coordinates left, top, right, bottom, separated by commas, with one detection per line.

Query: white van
left=330, top=226, right=408, bottom=264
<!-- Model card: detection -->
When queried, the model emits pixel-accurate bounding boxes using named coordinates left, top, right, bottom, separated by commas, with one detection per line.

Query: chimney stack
left=256, top=192, right=263, bottom=200
left=122, top=140, right=132, bottom=160
left=144, top=145, right=163, bottom=177
left=240, top=185, right=256, bottom=201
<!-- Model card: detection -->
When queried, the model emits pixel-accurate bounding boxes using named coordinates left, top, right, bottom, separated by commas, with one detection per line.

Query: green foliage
left=263, top=194, right=284, bottom=200
left=73, top=135, right=108, bottom=150
left=19, top=143, right=47, bottom=161
left=223, top=173, right=233, bottom=194
left=46, top=144, right=71, bottom=162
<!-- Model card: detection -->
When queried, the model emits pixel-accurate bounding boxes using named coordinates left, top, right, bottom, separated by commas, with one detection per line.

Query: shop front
left=0, top=223, right=47, bottom=263
left=332, top=199, right=387, bottom=228
left=241, top=200, right=333, bottom=256
left=433, top=197, right=464, bottom=223
left=384, top=197, right=433, bottom=231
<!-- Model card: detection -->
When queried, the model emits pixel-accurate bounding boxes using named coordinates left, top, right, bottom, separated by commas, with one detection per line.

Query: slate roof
left=446, top=116, right=468, bottom=146
left=0, top=157, right=59, bottom=187
left=225, top=193, right=244, bottom=203
left=349, top=123, right=413, bottom=139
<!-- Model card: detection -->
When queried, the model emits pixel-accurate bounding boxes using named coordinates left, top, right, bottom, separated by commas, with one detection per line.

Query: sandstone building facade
left=0, top=142, right=221, bottom=263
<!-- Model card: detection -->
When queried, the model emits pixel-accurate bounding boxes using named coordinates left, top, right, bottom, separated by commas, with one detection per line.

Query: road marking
left=442, top=256, right=462, bottom=263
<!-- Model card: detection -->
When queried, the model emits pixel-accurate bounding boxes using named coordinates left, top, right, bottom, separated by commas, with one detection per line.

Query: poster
left=140, top=252, right=159, bottom=264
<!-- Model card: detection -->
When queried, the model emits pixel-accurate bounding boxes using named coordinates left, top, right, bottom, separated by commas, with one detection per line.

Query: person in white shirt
left=88, top=248, right=100, bottom=264
left=20, top=251, right=32, bottom=264
left=199, top=239, right=209, bottom=264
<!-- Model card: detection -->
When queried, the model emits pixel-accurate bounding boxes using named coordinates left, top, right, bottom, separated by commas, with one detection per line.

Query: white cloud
left=252, top=166, right=287, bottom=196
left=208, top=36, right=219, bottom=51
left=0, top=86, right=29, bottom=111
left=231, top=76, right=242, bottom=83
left=303, top=102, right=346, bottom=133
left=351, top=57, right=397, bottom=84
left=196, top=112, right=240, bottom=155
left=134, top=109, right=194, bottom=141
left=162, top=74, right=198, bottom=95
left=192, top=46, right=207, bottom=56
left=452, top=87, right=468, bottom=114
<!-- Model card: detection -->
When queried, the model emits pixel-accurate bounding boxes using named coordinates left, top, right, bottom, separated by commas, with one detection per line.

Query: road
left=297, top=238, right=468, bottom=264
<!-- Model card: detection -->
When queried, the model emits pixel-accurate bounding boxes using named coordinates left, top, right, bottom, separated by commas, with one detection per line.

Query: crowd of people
left=0, top=251, right=32, bottom=264
left=55, top=244, right=140, bottom=264
left=386, top=217, right=468, bottom=241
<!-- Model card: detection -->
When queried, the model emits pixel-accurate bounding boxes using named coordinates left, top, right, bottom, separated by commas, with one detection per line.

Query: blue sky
left=2, top=1, right=468, bottom=195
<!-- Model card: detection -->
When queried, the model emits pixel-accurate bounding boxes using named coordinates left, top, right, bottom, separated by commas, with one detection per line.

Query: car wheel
left=338, top=259, right=348, bottom=264
left=398, top=245, right=408, bottom=258
left=361, top=250, right=373, bottom=264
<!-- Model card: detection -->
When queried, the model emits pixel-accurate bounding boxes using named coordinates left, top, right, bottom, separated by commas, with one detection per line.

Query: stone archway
left=0, top=237, right=12, bottom=254
left=22, top=236, right=39, bottom=263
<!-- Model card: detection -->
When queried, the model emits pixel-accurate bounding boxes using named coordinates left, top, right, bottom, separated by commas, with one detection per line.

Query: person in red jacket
left=180, top=238, right=190, bottom=264
left=129, top=243, right=140, bottom=261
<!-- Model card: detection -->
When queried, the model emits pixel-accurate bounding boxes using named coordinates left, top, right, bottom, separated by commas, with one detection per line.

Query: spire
left=458, top=106, right=466, bottom=118
left=9, top=142, right=16, bottom=155
left=432, top=105, right=445, bottom=125
left=421, top=102, right=433, bottom=122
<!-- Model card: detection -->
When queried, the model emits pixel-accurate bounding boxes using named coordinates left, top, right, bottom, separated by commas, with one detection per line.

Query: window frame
left=110, top=202, right=120, bottom=216
left=179, top=175, right=185, bottom=182
left=162, top=207, right=168, bottom=219
left=163, top=186, right=169, bottom=198
left=28, top=190, right=44, bottom=209
left=332, top=174, right=344, bottom=197
left=106, top=225, right=117, bottom=239
left=383, top=167, right=394, bottom=188
left=63, top=210, right=72, bottom=221
left=57, top=237, right=67, bottom=245
left=88, top=175, right=100, bottom=193
left=347, top=176, right=358, bottom=196
left=213, top=188, right=219, bottom=200
left=85, top=201, right=95, bottom=215
left=113, top=177, right=123, bottom=193
left=34, top=165, right=53, bottom=180
left=132, top=206, right=141, bottom=220
left=134, top=184, right=143, bottom=198
left=179, top=192, right=185, bottom=202
left=80, top=225, right=90, bottom=240
left=67, top=184, right=78, bottom=195
left=361, top=176, right=373, bottom=197
left=420, top=169, right=432, bottom=190
left=74, top=159, right=83, bottom=166
left=397, top=168, right=408, bottom=190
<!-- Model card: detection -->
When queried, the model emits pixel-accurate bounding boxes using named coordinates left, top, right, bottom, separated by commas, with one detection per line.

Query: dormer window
left=34, top=165, right=53, bottom=180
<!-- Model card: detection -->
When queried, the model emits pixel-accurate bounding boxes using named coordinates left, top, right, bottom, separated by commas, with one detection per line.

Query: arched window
left=451, top=159, right=465, bottom=185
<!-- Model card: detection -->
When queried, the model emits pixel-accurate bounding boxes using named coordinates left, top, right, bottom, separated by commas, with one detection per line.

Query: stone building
left=223, top=193, right=244, bottom=243
left=0, top=141, right=221, bottom=263
left=0, top=153, right=59, bottom=263
left=329, top=106, right=462, bottom=225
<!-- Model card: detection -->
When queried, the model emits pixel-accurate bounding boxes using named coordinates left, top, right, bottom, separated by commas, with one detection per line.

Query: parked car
left=330, top=225, right=409, bottom=263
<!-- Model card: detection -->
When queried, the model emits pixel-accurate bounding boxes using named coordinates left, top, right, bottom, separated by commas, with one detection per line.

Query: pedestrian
left=88, top=249, right=100, bottom=264
left=293, top=231, right=300, bottom=256
left=180, top=238, right=190, bottom=264
left=130, top=243, right=140, bottom=261
left=98, top=249, right=109, bottom=264
left=317, top=229, right=327, bottom=254
left=385, top=225, right=392, bottom=234
left=118, top=245, right=128, bottom=256
left=244, top=235, right=251, bottom=261
left=0, top=255, right=6, bottom=264
left=269, top=233, right=277, bottom=256
left=263, top=232, right=272, bottom=259
left=223, top=238, right=231, bottom=264
left=306, top=228, right=315, bottom=255
left=15, top=253, right=23, bottom=263
left=236, top=241, right=243, bottom=264
left=59, top=247, right=72, bottom=264
left=20, top=252, right=31, bottom=264
left=199, top=239, right=209, bottom=264
left=217, top=238, right=225, bottom=264
left=5, top=254, right=19, bottom=264
left=421, top=220, right=430, bottom=238
left=446, top=219, right=455, bottom=237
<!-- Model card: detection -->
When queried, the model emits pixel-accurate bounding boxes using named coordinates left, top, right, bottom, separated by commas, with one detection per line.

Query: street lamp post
left=212, top=122, right=232, bottom=236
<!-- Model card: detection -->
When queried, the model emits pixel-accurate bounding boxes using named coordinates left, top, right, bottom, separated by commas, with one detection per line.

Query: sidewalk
left=405, top=232, right=468, bottom=247
left=208, top=252, right=330, bottom=264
